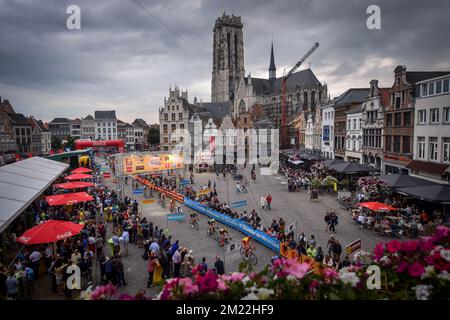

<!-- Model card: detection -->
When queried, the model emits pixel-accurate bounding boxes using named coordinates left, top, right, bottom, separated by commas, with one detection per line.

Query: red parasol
left=54, top=181, right=94, bottom=190
left=359, top=201, right=397, bottom=212
left=71, top=167, right=92, bottom=174
left=65, top=173, right=93, bottom=180
left=16, top=220, right=84, bottom=245
left=45, top=192, right=94, bottom=206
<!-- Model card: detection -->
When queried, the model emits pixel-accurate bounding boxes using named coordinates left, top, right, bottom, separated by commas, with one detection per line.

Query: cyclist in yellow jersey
left=241, top=236, right=255, bottom=259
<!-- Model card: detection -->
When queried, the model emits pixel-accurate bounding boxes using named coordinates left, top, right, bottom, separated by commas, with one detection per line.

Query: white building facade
left=81, top=115, right=96, bottom=140
left=305, top=114, right=314, bottom=151
left=95, top=111, right=117, bottom=140
left=410, top=74, right=450, bottom=183
left=345, top=106, right=363, bottom=163
left=321, top=103, right=335, bottom=159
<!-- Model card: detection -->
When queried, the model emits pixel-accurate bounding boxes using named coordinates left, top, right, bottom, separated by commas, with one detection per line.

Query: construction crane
left=280, top=42, right=319, bottom=149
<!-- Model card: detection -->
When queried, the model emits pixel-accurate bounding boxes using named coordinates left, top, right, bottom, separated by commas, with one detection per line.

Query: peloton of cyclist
left=219, top=228, right=230, bottom=246
left=241, top=236, right=256, bottom=259
left=207, top=218, right=216, bottom=235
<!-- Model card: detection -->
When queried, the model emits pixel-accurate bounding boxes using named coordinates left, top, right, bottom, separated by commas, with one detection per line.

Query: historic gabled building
left=344, top=105, right=363, bottom=163
left=361, top=80, right=389, bottom=171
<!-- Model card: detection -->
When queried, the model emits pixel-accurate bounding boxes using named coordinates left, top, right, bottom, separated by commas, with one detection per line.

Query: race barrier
left=183, top=198, right=280, bottom=252
left=134, top=176, right=184, bottom=202
left=134, top=176, right=280, bottom=253
left=231, top=200, right=247, bottom=209
left=167, top=213, right=184, bottom=221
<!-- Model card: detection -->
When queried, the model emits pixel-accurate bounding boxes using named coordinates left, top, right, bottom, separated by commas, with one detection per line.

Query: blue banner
left=231, top=200, right=247, bottom=208
left=133, top=188, right=145, bottom=194
left=183, top=198, right=280, bottom=252
left=180, top=179, right=190, bottom=186
left=167, top=213, right=184, bottom=221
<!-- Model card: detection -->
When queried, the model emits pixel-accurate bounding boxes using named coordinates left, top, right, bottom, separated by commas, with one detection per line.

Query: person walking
left=266, top=194, right=272, bottom=210
left=6, top=271, right=19, bottom=300
left=236, top=182, right=242, bottom=194
left=260, top=195, right=267, bottom=210
left=147, top=252, right=157, bottom=288
left=121, top=229, right=129, bottom=257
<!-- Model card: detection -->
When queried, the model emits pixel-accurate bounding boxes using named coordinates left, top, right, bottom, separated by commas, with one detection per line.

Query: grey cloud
left=0, top=0, right=449, bottom=123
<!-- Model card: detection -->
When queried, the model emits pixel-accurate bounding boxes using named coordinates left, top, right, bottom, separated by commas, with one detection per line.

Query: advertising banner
left=323, top=125, right=330, bottom=142
left=122, top=153, right=183, bottom=175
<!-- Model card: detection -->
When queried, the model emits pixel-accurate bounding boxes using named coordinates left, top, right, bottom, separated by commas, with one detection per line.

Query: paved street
left=104, top=164, right=385, bottom=298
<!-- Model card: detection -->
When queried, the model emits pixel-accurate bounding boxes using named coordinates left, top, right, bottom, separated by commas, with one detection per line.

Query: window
left=393, top=136, right=401, bottom=153
left=394, top=112, right=402, bottom=126
left=177, top=105, right=179, bottom=110
left=163, top=137, right=168, bottom=143
left=171, top=124, right=176, bottom=132
left=444, top=79, right=449, bottom=93
left=429, top=82, right=435, bottom=95
left=430, top=108, right=439, bottom=123
left=386, top=114, right=393, bottom=126
left=422, top=84, right=428, bottom=97
left=444, top=107, right=450, bottom=123
left=395, top=93, right=401, bottom=109
left=180, top=123, right=185, bottom=130
left=386, top=136, right=393, bottom=152
left=403, top=111, right=411, bottom=126
left=402, top=136, right=410, bottom=154
left=348, top=119, right=351, bottom=130
left=443, top=138, right=450, bottom=163
left=436, top=81, right=442, bottom=94
left=163, top=124, right=168, bottom=134
left=418, top=110, right=427, bottom=124
left=164, top=114, right=168, bottom=121
left=359, top=119, right=362, bottom=129
left=244, top=117, right=248, bottom=124
left=353, top=139, right=356, bottom=151
left=353, top=119, right=357, bottom=130
left=171, top=113, right=176, bottom=121
left=429, top=137, right=438, bottom=161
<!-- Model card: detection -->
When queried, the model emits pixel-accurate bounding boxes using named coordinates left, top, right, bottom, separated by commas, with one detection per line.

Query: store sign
left=345, top=238, right=362, bottom=255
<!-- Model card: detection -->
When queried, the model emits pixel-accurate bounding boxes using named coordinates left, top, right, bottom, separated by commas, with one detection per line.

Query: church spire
left=269, top=41, right=276, bottom=80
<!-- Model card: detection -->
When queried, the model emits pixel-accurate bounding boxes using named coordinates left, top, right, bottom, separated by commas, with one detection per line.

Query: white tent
left=0, top=157, right=69, bottom=233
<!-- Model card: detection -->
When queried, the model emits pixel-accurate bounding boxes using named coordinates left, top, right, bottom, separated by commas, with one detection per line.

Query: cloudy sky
left=1, top=0, right=449, bottom=124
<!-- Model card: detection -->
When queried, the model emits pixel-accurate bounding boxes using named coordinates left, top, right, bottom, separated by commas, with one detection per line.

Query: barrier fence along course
left=133, top=176, right=280, bottom=252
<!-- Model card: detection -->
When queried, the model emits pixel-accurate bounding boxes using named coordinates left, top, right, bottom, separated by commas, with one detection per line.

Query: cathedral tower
left=268, top=41, right=276, bottom=80
left=211, top=13, right=245, bottom=103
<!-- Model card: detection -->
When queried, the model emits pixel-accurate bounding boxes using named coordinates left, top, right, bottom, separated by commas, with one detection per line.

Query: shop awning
left=359, top=202, right=397, bottom=211
left=45, top=192, right=94, bottom=206
left=328, top=162, right=373, bottom=174
left=0, top=157, right=69, bottom=233
left=53, top=181, right=94, bottom=190
left=65, top=173, right=93, bottom=180
left=378, top=174, right=436, bottom=188
left=406, top=160, right=450, bottom=176
left=71, top=167, right=92, bottom=174
left=396, top=184, right=450, bottom=203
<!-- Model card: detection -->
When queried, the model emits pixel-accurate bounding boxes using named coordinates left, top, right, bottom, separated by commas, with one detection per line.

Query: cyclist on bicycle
left=177, top=205, right=183, bottom=214
left=241, top=236, right=256, bottom=259
left=190, top=211, right=199, bottom=228
left=219, top=228, right=230, bottom=246
left=207, top=218, right=216, bottom=235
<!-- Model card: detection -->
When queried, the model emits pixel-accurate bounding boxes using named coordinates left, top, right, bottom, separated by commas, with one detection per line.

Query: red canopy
left=71, top=167, right=92, bottom=174
left=65, top=173, right=93, bottom=181
left=359, top=202, right=397, bottom=212
left=17, top=220, right=83, bottom=245
left=45, top=192, right=94, bottom=206
left=54, top=181, right=94, bottom=190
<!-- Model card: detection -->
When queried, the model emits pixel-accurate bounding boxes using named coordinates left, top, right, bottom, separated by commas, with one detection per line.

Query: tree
left=147, top=126, right=160, bottom=145
left=63, top=135, right=76, bottom=151
left=51, top=137, right=62, bottom=151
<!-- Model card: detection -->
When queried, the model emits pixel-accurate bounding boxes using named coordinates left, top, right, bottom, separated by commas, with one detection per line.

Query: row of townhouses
left=319, top=66, right=450, bottom=184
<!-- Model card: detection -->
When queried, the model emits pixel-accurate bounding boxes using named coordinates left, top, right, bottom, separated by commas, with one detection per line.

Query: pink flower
left=323, top=267, right=338, bottom=279
left=309, top=279, right=319, bottom=291
left=420, top=238, right=435, bottom=251
left=160, top=289, right=170, bottom=300
left=198, top=271, right=218, bottom=293
left=183, top=282, right=199, bottom=295
left=396, top=260, right=409, bottom=273
left=284, top=260, right=310, bottom=279
left=217, top=279, right=228, bottom=291
left=230, top=272, right=245, bottom=282
left=386, top=240, right=401, bottom=253
left=400, top=240, right=419, bottom=252
left=408, top=262, right=425, bottom=277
